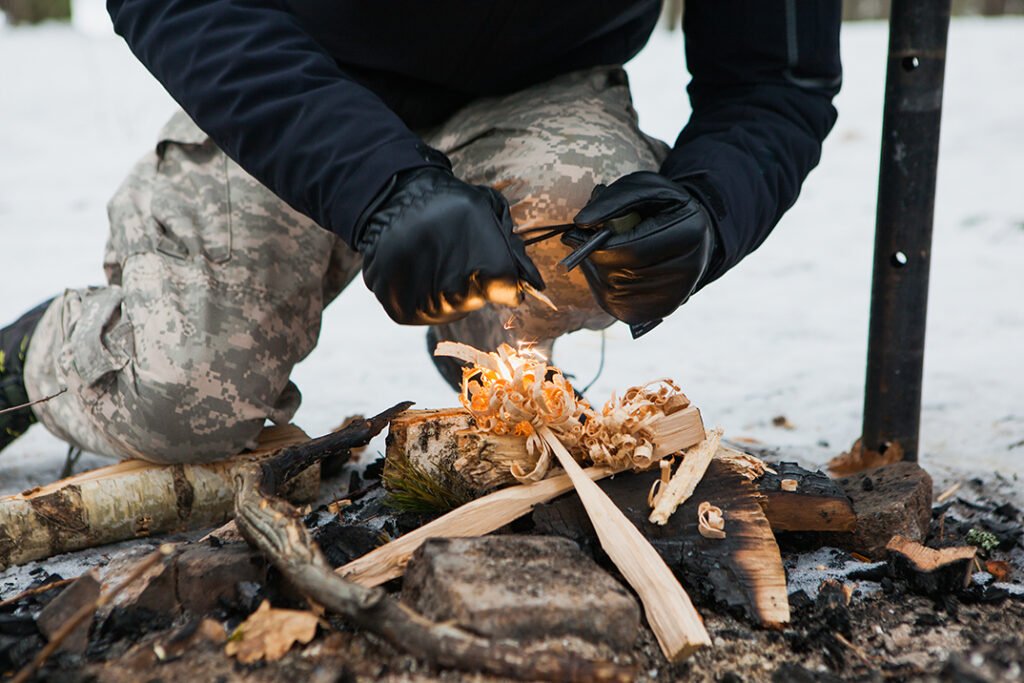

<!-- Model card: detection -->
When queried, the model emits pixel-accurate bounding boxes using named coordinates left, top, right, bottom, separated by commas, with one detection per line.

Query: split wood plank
left=538, top=426, right=710, bottom=661
left=0, top=425, right=317, bottom=570
left=532, top=458, right=790, bottom=628
left=338, top=465, right=621, bottom=587
left=649, top=428, right=721, bottom=525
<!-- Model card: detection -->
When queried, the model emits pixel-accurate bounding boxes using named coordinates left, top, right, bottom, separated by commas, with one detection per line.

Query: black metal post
left=862, top=0, right=952, bottom=462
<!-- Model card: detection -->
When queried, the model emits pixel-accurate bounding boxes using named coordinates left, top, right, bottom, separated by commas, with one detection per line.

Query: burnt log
left=532, top=459, right=790, bottom=628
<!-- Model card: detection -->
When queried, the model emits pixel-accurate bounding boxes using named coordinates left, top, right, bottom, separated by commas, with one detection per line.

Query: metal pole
left=861, top=0, right=952, bottom=462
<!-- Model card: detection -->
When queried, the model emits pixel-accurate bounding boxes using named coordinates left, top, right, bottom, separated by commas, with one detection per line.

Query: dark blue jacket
left=107, top=0, right=841, bottom=279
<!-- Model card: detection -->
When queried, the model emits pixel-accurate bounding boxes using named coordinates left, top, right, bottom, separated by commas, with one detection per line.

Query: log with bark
left=382, top=412, right=856, bottom=537
left=384, top=404, right=705, bottom=503
left=0, top=425, right=317, bottom=570
left=233, top=402, right=633, bottom=682
left=757, top=461, right=857, bottom=532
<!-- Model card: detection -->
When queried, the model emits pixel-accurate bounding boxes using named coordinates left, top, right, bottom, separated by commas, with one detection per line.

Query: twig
left=234, top=404, right=632, bottom=682
left=0, top=577, right=77, bottom=610
left=0, top=388, right=67, bottom=416
left=935, top=481, right=962, bottom=504
left=833, top=632, right=873, bottom=667
left=12, top=545, right=175, bottom=683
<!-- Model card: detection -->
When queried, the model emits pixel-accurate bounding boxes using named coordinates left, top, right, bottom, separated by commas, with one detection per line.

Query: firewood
left=0, top=425, right=318, bottom=570
left=12, top=545, right=176, bottom=683
left=885, top=535, right=977, bottom=595
left=538, top=426, right=711, bottom=661
left=756, top=462, right=857, bottom=532
left=340, top=464, right=622, bottom=587
left=649, top=428, right=721, bottom=525
left=384, top=405, right=705, bottom=505
left=532, top=459, right=790, bottom=629
left=234, top=403, right=633, bottom=683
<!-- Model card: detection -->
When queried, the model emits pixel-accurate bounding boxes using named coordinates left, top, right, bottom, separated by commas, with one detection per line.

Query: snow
left=1, top=13, right=1022, bottom=500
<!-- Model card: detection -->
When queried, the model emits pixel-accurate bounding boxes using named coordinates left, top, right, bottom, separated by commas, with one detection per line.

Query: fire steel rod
left=861, top=0, right=952, bottom=462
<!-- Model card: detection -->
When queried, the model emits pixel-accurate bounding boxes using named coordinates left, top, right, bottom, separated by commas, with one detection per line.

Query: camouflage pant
left=24, top=66, right=668, bottom=464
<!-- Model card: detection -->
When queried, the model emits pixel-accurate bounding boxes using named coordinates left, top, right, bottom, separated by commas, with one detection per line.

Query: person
left=0, top=1, right=842, bottom=464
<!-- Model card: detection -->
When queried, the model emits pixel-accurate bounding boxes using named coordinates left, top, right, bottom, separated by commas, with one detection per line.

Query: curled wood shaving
left=713, top=448, right=775, bottom=480
left=434, top=342, right=693, bottom=484
left=697, top=501, right=726, bottom=539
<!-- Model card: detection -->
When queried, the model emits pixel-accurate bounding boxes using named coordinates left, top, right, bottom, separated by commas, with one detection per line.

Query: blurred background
left=1, top=1, right=1021, bottom=493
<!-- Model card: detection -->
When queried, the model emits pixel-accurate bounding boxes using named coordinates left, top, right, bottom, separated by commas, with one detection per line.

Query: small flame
left=515, top=339, right=546, bottom=361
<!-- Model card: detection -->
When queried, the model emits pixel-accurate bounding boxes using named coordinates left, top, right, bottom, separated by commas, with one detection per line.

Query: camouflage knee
left=426, top=66, right=669, bottom=350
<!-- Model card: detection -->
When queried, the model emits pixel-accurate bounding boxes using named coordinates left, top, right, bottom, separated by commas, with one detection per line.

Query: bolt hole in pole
left=890, top=251, right=909, bottom=268
left=902, top=55, right=921, bottom=71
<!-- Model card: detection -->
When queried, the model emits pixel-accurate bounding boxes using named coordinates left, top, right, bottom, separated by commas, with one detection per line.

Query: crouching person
left=0, top=1, right=841, bottom=464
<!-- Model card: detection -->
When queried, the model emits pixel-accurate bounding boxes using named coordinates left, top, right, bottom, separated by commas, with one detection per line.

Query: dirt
left=23, top=580, right=1021, bottom=683
left=3, top=469, right=1023, bottom=683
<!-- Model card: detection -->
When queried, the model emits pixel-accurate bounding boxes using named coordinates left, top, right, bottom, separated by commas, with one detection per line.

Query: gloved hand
left=562, top=171, right=719, bottom=326
left=357, top=166, right=545, bottom=325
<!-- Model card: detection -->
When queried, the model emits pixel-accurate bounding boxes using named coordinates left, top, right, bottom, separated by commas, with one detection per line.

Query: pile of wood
left=9, top=344, right=999, bottom=682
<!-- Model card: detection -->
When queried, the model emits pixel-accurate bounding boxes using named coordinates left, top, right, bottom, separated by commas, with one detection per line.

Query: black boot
left=0, top=299, right=53, bottom=452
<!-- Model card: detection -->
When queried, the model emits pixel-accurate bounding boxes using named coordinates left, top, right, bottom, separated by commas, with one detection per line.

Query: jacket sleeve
left=661, top=0, right=842, bottom=283
left=107, top=0, right=445, bottom=247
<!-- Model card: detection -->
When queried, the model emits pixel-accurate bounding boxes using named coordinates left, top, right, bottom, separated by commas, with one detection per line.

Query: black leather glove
left=357, top=166, right=545, bottom=325
left=562, top=171, right=719, bottom=326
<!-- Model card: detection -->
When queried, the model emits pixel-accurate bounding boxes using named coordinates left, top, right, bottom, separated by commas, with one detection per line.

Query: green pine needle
left=381, top=455, right=476, bottom=514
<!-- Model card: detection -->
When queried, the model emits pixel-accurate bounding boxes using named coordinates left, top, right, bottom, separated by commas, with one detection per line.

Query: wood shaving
left=434, top=342, right=694, bottom=484
left=714, top=448, right=774, bottom=480
left=649, top=429, right=723, bottom=525
left=780, top=479, right=798, bottom=492
left=697, top=501, right=726, bottom=539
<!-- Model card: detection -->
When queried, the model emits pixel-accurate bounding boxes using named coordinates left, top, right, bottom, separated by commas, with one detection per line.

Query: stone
left=101, top=551, right=178, bottom=619
left=833, top=462, right=933, bottom=559
left=36, top=569, right=101, bottom=654
left=401, top=535, right=640, bottom=651
left=174, top=542, right=266, bottom=615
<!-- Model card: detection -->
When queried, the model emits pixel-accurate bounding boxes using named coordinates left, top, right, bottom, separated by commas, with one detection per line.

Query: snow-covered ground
left=1, top=12, right=1022, bottom=496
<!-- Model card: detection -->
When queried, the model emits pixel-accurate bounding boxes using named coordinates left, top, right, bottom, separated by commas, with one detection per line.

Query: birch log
left=385, top=405, right=705, bottom=495
left=0, top=425, right=317, bottom=570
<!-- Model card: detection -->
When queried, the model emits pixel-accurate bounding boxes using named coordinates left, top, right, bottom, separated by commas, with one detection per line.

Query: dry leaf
left=827, top=438, right=902, bottom=477
left=986, top=559, right=1012, bottom=582
left=225, top=600, right=318, bottom=663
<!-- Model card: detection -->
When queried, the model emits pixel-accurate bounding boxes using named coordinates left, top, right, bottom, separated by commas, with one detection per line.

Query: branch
left=234, top=404, right=631, bottom=682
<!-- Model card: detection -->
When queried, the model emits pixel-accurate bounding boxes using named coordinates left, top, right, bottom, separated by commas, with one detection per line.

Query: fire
left=433, top=341, right=692, bottom=482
